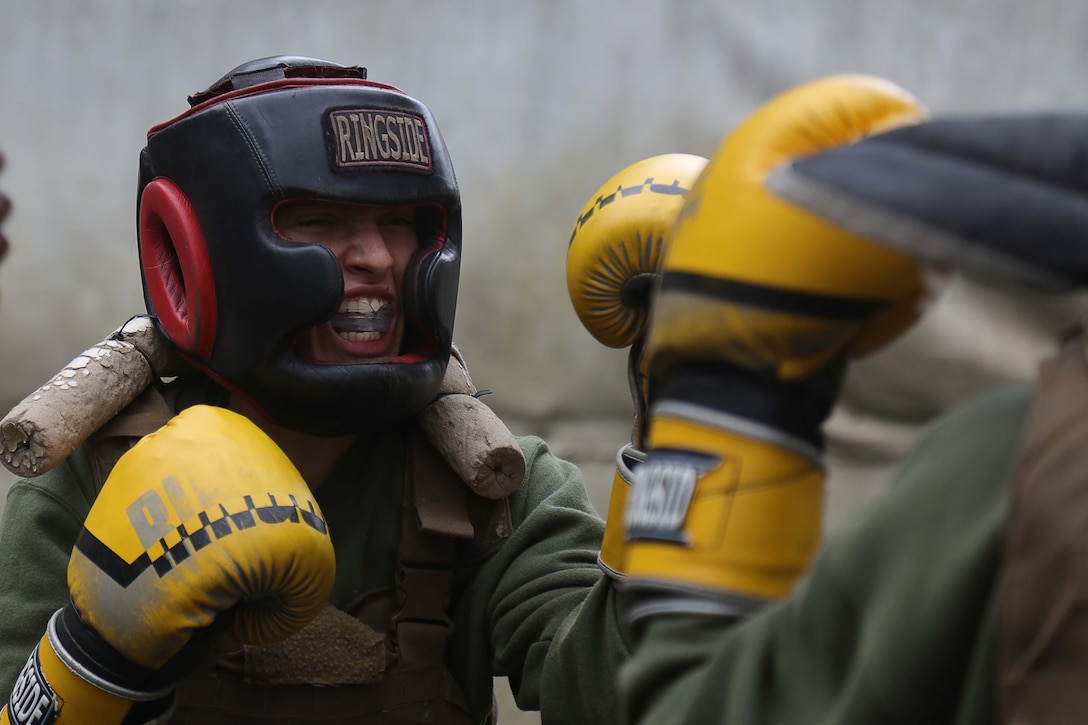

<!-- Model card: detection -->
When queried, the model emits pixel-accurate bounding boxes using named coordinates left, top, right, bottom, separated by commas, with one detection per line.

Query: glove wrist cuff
left=653, top=359, right=848, bottom=452
left=48, top=607, right=174, bottom=701
left=597, top=444, right=648, bottom=580
left=628, top=418, right=826, bottom=601
left=648, top=399, right=823, bottom=465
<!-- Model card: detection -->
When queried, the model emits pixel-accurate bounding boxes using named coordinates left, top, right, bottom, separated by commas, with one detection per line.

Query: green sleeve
left=621, top=383, right=1030, bottom=725
left=451, top=435, right=633, bottom=724
left=0, top=448, right=97, bottom=701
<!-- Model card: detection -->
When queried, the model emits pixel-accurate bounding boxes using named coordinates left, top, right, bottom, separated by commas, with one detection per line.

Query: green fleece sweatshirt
left=0, top=378, right=632, bottom=724
left=622, top=383, right=1029, bottom=725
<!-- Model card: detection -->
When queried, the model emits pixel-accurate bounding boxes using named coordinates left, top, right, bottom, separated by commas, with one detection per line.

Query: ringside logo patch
left=6, top=649, right=56, bottom=725
left=329, top=109, right=432, bottom=170
left=627, top=458, right=700, bottom=544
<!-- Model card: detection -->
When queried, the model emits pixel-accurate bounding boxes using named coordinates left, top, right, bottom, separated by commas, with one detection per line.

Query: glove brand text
left=74, top=483, right=329, bottom=587
left=5, top=651, right=56, bottom=725
left=627, top=459, right=698, bottom=543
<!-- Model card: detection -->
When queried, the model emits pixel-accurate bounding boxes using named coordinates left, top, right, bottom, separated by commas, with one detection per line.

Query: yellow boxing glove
left=568, top=153, right=710, bottom=352
left=567, top=153, right=707, bottom=578
left=625, top=75, right=930, bottom=620
left=2, top=405, right=335, bottom=725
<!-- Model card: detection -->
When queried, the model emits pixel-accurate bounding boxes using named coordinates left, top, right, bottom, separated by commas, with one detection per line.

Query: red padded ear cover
left=139, top=178, right=217, bottom=359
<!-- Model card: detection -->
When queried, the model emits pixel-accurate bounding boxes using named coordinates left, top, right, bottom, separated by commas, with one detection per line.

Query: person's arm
left=447, top=153, right=710, bottom=724
left=452, top=436, right=632, bottom=725
left=617, top=74, right=930, bottom=723
left=622, top=382, right=1026, bottom=725
left=0, top=452, right=95, bottom=703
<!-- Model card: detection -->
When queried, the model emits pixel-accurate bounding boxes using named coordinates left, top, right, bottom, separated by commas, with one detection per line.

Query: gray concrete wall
left=2, top=2, right=1088, bottom=720
left=3, top=1, right=1087, bottom=427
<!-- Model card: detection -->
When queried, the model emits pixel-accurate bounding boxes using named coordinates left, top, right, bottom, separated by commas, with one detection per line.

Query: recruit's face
left=275, top=200, right=419, bottom=364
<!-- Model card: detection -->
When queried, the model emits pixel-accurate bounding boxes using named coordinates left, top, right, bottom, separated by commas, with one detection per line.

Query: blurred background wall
left=2, top=2, right=1087, bottom=721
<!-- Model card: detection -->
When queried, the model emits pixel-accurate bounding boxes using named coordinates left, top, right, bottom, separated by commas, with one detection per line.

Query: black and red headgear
left=137, top=56, right=461, bottom=433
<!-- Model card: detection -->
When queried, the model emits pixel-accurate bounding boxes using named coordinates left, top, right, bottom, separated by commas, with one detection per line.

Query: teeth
left=331, top=296, right=393, bottom=339
left=340, top=331, right=381, bottom=342
left=340, top=298, right=386, bottom=314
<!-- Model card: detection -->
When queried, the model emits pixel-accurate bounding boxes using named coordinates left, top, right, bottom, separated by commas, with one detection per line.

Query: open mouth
left=331, top=297, right=394, bottom=342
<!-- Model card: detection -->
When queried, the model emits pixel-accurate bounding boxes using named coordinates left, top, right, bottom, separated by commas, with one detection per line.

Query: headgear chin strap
left=137, top=56, right=462, bottom=433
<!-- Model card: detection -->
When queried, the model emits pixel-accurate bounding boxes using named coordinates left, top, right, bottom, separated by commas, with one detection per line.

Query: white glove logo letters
left=626, top=459, right=699, bottom=544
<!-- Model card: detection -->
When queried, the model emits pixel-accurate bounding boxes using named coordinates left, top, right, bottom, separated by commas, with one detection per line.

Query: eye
left=292, top=214, right=337, bottom=229
left=275, top=202, right=348, bottom=242
left=379, top=207, right=418, bottom=229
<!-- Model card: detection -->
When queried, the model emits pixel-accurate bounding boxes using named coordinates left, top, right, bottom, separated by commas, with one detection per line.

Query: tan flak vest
left=999, top=333, right=1088, bottom=724
left=87, top=388, right=512, bottom=725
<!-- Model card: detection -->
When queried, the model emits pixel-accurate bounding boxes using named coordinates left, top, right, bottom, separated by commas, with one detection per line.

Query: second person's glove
left=624, top=74, right=931, bottom=620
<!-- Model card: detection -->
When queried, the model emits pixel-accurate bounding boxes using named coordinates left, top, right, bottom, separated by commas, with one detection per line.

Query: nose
left=335, top=221, right=394, bottom=278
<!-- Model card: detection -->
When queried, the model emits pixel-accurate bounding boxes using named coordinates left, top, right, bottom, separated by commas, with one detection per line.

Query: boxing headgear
left=137, top=56, right=460, bottom=433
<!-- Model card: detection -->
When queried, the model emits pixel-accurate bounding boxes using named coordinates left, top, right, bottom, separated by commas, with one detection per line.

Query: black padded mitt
left=768, top=113, right=1088, bottom=291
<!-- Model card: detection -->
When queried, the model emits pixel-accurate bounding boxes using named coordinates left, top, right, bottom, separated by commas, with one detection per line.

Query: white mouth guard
left=331, top=309, right=393, bottom=333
